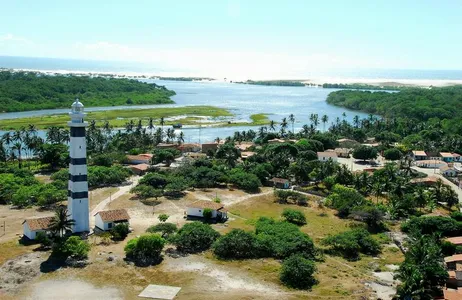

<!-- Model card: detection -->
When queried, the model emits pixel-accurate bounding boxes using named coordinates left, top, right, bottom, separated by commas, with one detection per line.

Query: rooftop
left=444, top=254, right=462, bottom=263
left=440, top=152, right=454, bottom=158
left=187, top=200, right=224, bottom=211
left=317, top=151, right=338, bottom=157
left=271, top=177, right=289, bottom=183
left=412, top=150, right=427, bottom=156
left=23, top=216, right=54, bottom=231
left=130, top=163, right=150, bottom=171
left=446, top=237, right=462, bottom=245
left=443, top=288, right=462, bottom=300
left=95, top=209, right=130, bottom=222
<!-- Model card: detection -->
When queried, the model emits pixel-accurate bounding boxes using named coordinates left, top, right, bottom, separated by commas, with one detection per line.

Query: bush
left=91, top=154, right=114, bottom=167
left=383, top=148, right=402, bottom=161
left=146, top=223, right=177, bottom=238
left=322, top=229, right=380, bottom=261
left=213, top=229, right=259, bottom=259
left=441, top=240, right=456, bottom=256
left=325, top=184, right=367, bottom=218
left=401, top=216, right=462, bottom=237
left=158, top=214, right=169, bottom=223
left=255, top=218, right=316, bottom=260
left=110, top=223, right=130, bottom=240
left=173, top=222, right=220, bottom=253
left=52, top=236, right=90, bottom=260
left=130, top=185, right=163, bottom=200
left=450, top=211, right=462, bottom=221
left=229, top=170, right=261, bottom=192
left=353, top=145, right=378, bottom=161
left=280, top=255, right=317, bottom=289
left=124, top=234, right=166, bottom=266
left=36, top=232, right=52, bottom=248
left=281, top=208, right=307, bottom=226
left=274, top=190, right=308, bottom=206
left=203, top=208, right=213, bottom=219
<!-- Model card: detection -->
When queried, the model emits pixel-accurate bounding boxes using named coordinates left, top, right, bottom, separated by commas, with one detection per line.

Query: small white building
left=94, top=209, right=130, bottom=231
left=22, top=216, right=54, bottom=240
left=317, top=151, right=338, bottom=162
left=186, top=200, right=228, bottom=220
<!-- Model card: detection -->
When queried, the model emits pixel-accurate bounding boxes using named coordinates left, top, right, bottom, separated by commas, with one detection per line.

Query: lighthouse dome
left=71, top=98, right=84, bottom=113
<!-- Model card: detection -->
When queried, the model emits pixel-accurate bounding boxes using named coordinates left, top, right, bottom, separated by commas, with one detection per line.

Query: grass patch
left=0, top=106, right=233, bottom=130
left=0, top=241, right=33, bottom=265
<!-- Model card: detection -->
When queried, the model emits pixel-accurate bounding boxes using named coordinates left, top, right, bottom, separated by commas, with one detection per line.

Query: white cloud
left=0, top=33, right=33, bottom=44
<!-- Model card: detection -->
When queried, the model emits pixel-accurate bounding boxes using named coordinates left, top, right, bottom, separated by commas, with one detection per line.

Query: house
left=129, top=163, right=150, bottom=175
left=452, top=153, right=462, bottom=162
left=446, top=237, right=462, bottom=247
left=126, top=154, right=152, bottom=165
left=317, top=151, right=338, bottom=162
left=236, top=142, right=255, bottom=151
left=94, top=209, right=130, bottom=231
left=440, top=165, right=459, bottom=177
left=444, top=254, right=462, bottom=271
left=411, top=150, right=428, bottom=161
left=447, top=271, right=462, bottom=289
left=334, top=148, right=350, bottom=158
left=440, top=152, right=455, bottom=163
left=201, top=143, right=219, bottom=154
left=157, top=143, right=178, bottom=150
left=443, top=288, right=462, bottom=300
left=271, top=178, right=290, bottom=189
left=177, top=143, right=201, bottom=153
left=241, top=151, right=256, bottom=159
left=414, top=159, right=447, bottom=169
left=337, top=138, right=360, bottom=148
left=267, top=138, right=286, bottom=144
left=410, top=175, right=439, bottom=186
left=22, top=216, right=54, bottom=240
left=186, top=200, right=228, bottom=220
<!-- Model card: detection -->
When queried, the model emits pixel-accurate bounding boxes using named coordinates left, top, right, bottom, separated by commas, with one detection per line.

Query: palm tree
left=353, top=115, right=360, bottom=128
left=321, top=115, right=329, bottom=131
left=257, top=127, right=267, bottom=140
left=48, top=206, right=75, bottom=238
left=148, top=117, right=154, bottom=135
left=11, top=142, right=23, bottom=168
left=342, top=112, right=347, bottom=121
left=27, top=124, right=37, bottom=136
left=280, top=118, right=288, bottom=132
left=269, top=120, right=276, bottom=132
left=289, top=114, right=295, bottom=133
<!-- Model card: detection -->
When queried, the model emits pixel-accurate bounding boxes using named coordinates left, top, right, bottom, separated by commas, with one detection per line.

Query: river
left=0, top=80, right=371, bottom=143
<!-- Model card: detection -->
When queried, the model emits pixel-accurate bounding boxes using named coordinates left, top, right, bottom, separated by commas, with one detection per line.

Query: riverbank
left=0, top=106, right=271, bottom=130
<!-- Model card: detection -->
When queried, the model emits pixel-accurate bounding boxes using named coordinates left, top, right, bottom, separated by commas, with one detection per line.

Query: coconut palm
left=353, top=115, right=360, bottom=128
left=321, top=115, right=329, bottom=131
left=2, top=132, right=12, bottom=146
left=289, top=114, right=295, bottom=133
left=148, top=117, right=154, bottom=135
left=269, top=120, right=276, bottom=132
left=11, top=142, right=23, bottom=168
left=48, top=206, right=75, bottom=238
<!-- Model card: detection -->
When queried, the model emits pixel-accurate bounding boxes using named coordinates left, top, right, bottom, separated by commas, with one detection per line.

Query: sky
left=1, top=0, right=462, bottom=79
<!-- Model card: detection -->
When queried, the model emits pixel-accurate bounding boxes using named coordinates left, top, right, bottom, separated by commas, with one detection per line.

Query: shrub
left=450, top=211, right=462, bottom=221
left=203, top=208, right=213, bottom=220
left=255, top=218, right=316, bottom=260
left=229, top=170, right=261, bottom=192
left=383, top=148, right=402, bottom=161
left=158, top=214, right=169, bottom=223
left=173, top=222, right=220, bottom=253
left=213, top=229, right=259, bottom=259
left=146, top=223, right=177, bottom=238
left=401, top=216, right=462, bottom=237
left=130, top=185, right=163, bottom=200
left=322, top=229, right=380, bottom=261
left=110, top=223, right=130, bottom=240
left=280, top=255, right=317, bottom=289
left=274, top=190, right=308, bottom=206
left=441, top=240, right=456, bottom=256
left=281, top=208, right=307, bottom=226
left=124, top=234, right=166, bottom=266
left=36, top=232, right=52, bottom=248
left=325, top=184, right=367, bottom=218
left=52, top=236, right=90, bottom=260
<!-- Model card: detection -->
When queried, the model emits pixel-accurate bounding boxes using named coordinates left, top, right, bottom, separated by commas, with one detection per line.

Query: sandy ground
left=25, top=279, right=124, bottom=300
left=366, top=264, right=400, bottom=300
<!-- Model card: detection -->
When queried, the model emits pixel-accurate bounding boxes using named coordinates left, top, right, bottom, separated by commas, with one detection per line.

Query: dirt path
left=89, top=176, right=140, bottom=227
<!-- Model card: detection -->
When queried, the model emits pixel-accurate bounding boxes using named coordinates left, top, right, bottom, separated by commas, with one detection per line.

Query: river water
left=0, top=80, right=370, bottom=143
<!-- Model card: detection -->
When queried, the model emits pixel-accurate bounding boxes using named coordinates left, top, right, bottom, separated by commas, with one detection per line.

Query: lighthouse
left=67, top=98, right=90, bottom=233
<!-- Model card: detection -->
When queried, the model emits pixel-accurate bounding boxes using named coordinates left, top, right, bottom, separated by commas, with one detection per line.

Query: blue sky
left=1, top=0, right=461, bottom=78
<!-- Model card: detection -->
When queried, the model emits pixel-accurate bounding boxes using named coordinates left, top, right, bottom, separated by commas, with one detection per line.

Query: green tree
left=158, top=214, right=169, bottom=223
left=146, top=223, right=177, bottom=238
left=110, top=223, right=130, bottom=240
left=213, top=229, right=259, bottom=259
left=124, top=234, right=166, bottom=266
left=383, top=148, right=402, bottom=161
left=281, top=208, right=307, bottom=226
left=173, top=222, right=220, bottom=253
left=280, top=255, right=317, bottom=289
left=353, top=145, right=378, bottom=161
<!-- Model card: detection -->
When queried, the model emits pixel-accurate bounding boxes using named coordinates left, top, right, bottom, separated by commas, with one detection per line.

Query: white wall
left=95, top=214, right=114, bottom=231
left=69, top=198, right=90, bottom=232
left=23, top=223, right=45, bottom=240
left=186, top=207, right=217, bottom=218
left=318, top=156, right=338, bottom=163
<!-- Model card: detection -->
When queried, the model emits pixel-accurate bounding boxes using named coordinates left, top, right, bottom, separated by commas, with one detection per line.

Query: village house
left=129, top=163, right=150, bottom=175
left=337, top=138, right=360, bottom=148
left=94, top=209, right=130, bottom=231
left=409, top=175, right=439, bottom=186
left=411, top=150, right=428, bottom=161
left=267, top=138, right=286, bottom=144
left=201, top=143, right=219, bottom=154
left=186, top=200, right=228, bottom=221
left=452, top=153, right=462, bottom=162
left=317, top=151, right=338, bottom=162
left=440, top=152, right=455, bottom=163
left=177, top=143, right=201, bottom=153
left=241, top=151, right=256, bottom=160
left=126, top=153, right=153, bottom=165
left=440, top=165, right=459, bottom=177
left=156, top=143, right=178, bottom=150
left=271, top=178, right=290, bottom=189
left=235, top=142, right=255, bottom=151
left=22, top=216, right=54, bottom=240
left=334, top=148, right=350, bottom=158
left=414, top=159, right=447, bottom=169
left=446, top=237, right=462, bottom=247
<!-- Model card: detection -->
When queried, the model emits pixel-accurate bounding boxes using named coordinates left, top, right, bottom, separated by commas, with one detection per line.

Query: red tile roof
left=440, top=152, right=454, bottom=158
left=317, top=151, right=338, bottom=157
left=445, top=254, right=462, bottom=263
left=130, top=163, right=150, bottom=171
left=23, top=216, right=54, bottom=231
left=412, top=150, right=427, bottom=156
left=96, top=209, right=130, bottom=222
left=446, top=237, right=462, bottom=246
left=272, top=177, right=289, bottom=184
left=188, top=200, right=224, bottom=211
left=443, top=288, right=462, bottom=300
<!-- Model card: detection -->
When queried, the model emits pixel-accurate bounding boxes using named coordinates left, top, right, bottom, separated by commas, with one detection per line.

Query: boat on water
left=172, top=123, right=183, bottom=129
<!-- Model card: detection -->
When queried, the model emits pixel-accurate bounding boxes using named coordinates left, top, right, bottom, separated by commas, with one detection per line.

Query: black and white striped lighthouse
left=67, top=98, right=90, bottom=232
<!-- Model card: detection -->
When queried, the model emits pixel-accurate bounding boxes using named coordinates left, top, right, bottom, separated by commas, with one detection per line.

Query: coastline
left=3, top=67, right=462, bottom=88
